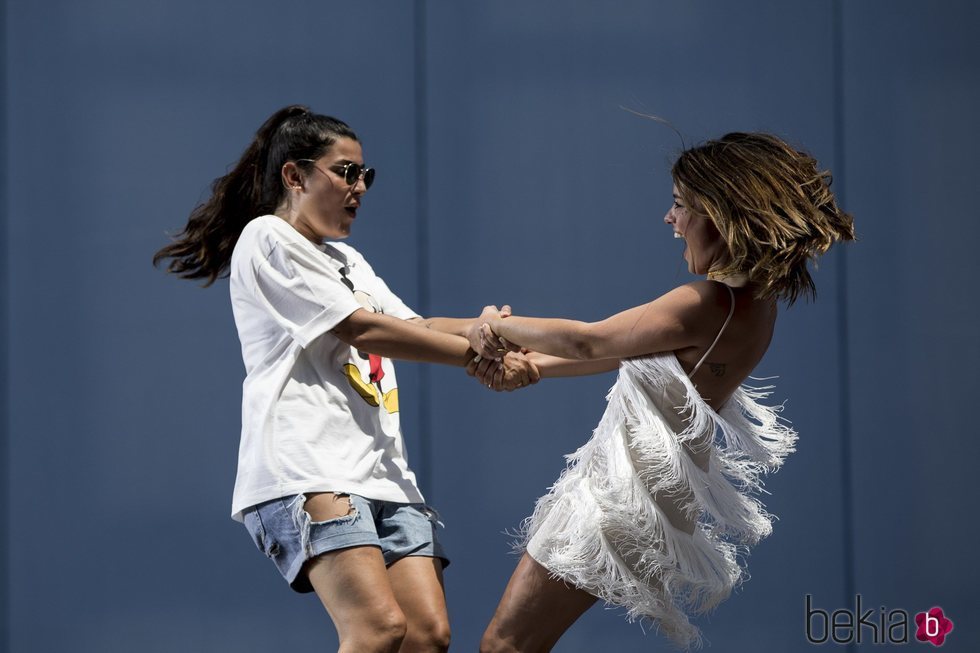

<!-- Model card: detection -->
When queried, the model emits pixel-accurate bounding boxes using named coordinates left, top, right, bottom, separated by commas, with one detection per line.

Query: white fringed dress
left=521, top=290, right=796, bottom=648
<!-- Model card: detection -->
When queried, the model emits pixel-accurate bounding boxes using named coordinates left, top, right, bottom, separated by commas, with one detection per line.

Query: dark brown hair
left=153, top=105, right=357, bottom=285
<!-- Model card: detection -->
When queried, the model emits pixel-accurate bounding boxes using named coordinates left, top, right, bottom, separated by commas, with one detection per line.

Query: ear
left=281, top=161, right=305, bottom=192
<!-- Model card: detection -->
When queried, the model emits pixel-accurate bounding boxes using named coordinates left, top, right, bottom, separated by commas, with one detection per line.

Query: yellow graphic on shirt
left=382, top=388, right=398, bottom=413
left=344, top=363, right=381, bottom=407
left=343, top=364, right=400, bottom=414
left=340, top=279, right=399, bottom=414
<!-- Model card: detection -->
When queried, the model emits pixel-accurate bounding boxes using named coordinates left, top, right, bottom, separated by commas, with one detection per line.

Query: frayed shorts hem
left=242, top=492, right=448, bottom=593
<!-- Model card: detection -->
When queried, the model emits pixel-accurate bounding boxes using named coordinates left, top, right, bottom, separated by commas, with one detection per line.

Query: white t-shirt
left=228, top=215, right=424, bottom=521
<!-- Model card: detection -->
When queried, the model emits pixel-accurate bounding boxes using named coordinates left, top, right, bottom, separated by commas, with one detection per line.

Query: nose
left=351, top=177, right=368, bottom=195
left=664, top=208, right=674, bottom=225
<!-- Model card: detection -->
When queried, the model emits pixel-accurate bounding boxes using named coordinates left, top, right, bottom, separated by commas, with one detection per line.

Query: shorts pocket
left=243, top=507, right=279, bottom=558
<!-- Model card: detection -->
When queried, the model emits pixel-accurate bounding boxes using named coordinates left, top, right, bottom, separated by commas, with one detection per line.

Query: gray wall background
left=4, top=1, right=978, bottom=651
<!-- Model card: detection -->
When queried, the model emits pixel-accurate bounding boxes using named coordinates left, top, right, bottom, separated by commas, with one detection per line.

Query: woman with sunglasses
left=155, top=105, right=536, bottom=653
left=469, top=132, right=855, bottom=651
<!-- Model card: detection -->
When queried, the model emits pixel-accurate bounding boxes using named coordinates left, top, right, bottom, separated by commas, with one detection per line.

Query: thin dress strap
left=690, top=283, right=735, bottom=377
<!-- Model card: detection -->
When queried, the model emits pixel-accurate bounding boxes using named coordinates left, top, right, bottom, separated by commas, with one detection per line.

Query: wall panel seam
left=832, top=4, right=856, bottom=649
left=413, top=0, right=433, bottom=496
left=1, top=0, right=10, bottom=646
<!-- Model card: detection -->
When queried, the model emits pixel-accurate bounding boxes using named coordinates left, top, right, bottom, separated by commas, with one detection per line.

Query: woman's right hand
left=467, top=305, right=518, bottom=360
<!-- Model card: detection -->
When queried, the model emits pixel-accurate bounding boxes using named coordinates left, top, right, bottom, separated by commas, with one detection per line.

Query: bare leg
left=481, top=553, right=597, bottom=653
left=388, top=556, right=451, bottom=652
left=303, top=493, right=407, bottom=653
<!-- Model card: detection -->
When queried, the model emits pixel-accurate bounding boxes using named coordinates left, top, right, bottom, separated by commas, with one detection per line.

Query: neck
left=274, top=211, right=320, bottom=246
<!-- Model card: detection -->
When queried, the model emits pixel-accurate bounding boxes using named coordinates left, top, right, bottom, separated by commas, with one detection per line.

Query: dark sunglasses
left=298, top=159, right=375, bottom=189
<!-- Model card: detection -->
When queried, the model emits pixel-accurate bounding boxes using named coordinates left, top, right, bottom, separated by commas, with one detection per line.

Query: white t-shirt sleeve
left=250, top=241, right=364, bottom=348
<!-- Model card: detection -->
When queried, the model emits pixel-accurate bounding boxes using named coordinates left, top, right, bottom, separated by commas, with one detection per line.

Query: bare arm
left=407, top=304, right=512, bottom=338
left=473, top=284, right=723, bottom=361
left=466, top=350, right=618, bottom=391
left=332, top=309, right=474, bottom=366
left=526, top=352, right=620, bottom=378
left=408, top=316, right=481, bottom=338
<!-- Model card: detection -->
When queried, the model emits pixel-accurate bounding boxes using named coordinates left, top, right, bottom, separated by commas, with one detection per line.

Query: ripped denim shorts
left=241, top=493, right=449, bottom=593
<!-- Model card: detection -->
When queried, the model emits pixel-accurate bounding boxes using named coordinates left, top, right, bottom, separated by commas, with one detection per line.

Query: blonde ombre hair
left=672, top=132, right=855, bottom=304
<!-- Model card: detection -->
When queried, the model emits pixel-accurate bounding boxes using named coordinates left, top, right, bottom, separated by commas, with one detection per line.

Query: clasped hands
left=465, top=305, right=539, bottom=392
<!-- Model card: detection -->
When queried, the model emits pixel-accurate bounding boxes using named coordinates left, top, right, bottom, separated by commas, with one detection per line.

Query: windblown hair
left=153, top=105, right=358, bottom=285
left=672, top=132, right=855, bottom=304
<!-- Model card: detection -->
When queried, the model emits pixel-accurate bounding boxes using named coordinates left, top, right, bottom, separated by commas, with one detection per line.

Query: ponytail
left=153, top=105, right=357, bottom=285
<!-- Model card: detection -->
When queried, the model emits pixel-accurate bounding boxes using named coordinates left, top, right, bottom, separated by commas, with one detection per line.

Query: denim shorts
left=242, top=493, right=449, bottom=593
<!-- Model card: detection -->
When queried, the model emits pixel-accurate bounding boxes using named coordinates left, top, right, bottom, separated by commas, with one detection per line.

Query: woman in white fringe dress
left=469, top=133, right=855, bottom=651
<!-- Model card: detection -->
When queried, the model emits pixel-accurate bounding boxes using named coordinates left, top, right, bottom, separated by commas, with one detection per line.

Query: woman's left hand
left=466, top=350, right=540, bottom=391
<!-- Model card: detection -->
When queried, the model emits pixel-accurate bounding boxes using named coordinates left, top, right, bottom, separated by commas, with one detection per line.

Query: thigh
left=387, top=555, right=449, bottom=633
left=306, top=545, right=404, bottom=640
left=484, top=553, right=597, bottom=652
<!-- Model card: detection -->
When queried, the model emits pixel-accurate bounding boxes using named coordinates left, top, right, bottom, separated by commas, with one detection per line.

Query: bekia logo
left=915, top=607, right=954, bottom=647
left=805, top=595, right=954, bottom=646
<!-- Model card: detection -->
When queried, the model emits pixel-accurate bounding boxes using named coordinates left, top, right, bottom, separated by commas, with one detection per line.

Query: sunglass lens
left=339, top=163, right=375, bottom=189
left=344, top=164, right=360, bottom=186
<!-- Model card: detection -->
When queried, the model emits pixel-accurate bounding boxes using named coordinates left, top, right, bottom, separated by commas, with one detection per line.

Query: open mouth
left=345, top=207, right=357, bottom=218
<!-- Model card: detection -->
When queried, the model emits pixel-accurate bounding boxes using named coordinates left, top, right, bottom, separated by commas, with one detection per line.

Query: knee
left=427, top=628, right=452, bottom=652
left=407, top=615, right=451, bottom=652
left=346, top=608, right=407, bottom=653
left=479, top=624, right=518, bottom=653
left=427, top=619, right=452, bottom=651
left=375, top=610, right=408, bottom=650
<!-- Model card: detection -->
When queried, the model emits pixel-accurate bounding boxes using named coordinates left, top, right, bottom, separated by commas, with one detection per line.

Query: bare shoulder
left=656, top=282, right=734, bottom=332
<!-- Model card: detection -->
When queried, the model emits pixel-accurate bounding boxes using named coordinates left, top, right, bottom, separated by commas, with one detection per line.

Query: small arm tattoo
left=708, top=362, right=726, bottom=377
